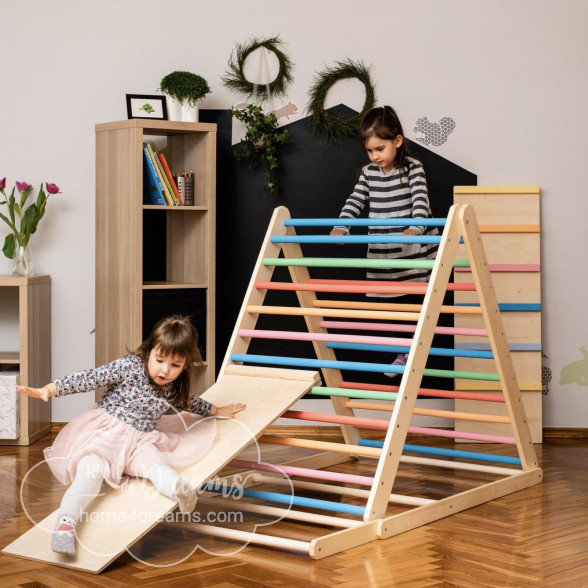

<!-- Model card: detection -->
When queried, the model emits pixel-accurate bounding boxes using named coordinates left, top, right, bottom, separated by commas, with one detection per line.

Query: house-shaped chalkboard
left=200, top=105, right=477, bottom=387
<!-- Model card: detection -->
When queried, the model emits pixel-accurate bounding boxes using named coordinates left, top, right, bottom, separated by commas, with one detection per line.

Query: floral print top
left=53, top=354, right=212, bottom=433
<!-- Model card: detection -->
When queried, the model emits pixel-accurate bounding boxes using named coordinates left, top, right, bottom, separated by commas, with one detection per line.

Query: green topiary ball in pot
left=159, top=71, right=211, bottom=121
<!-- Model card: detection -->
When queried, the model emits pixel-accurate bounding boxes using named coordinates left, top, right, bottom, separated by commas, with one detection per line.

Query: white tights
left=58, top=455, right=181, bottom=521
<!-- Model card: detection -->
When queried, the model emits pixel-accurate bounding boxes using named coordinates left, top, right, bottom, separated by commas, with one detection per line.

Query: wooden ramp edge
left=2, top=365, right=320, bottom=574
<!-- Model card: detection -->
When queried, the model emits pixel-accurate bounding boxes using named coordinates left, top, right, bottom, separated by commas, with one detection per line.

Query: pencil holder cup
left=177, top=176, right=194, bottom=206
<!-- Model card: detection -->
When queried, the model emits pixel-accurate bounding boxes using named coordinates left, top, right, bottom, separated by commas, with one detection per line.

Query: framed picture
left=126, top=94, right=168, bottom=120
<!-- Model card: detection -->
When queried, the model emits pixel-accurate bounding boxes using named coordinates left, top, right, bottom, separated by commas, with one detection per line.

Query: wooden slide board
left=2, top=365, right=320, bottom=573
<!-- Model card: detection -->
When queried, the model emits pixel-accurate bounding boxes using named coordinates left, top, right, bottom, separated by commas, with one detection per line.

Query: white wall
left=1, top=0, right=586, bottom=425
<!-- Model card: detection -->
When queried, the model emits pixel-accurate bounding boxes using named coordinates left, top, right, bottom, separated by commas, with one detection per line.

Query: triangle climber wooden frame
left=218, top=203, right=542, bottom=556
left=3, top=203, right=543, bottom=572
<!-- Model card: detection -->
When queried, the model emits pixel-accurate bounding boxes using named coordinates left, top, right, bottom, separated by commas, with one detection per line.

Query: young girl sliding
left=331, top=105, right=438, bottom=376
left=18, top=314, right=245, bottom=556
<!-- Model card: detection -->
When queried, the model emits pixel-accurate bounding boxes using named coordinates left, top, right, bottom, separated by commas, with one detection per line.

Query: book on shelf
left=142, top=144, right=166, bottom=205
left=145, top=143, right=174, bottom=205
left=154, top=152, right=179, bottom=205
left=158, top=153, right=182, bottom=205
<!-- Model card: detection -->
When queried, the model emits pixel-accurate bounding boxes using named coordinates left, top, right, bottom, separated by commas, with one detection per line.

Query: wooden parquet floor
left=1, top=432, right=587, bottom=588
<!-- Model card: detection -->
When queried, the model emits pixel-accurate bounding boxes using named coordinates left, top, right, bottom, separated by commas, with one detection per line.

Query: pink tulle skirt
left=44, top=404, right=217, bottom=488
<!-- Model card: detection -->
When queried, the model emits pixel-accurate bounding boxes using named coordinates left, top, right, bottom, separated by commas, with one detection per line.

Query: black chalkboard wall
left=199, top=106, right=477, bottom=390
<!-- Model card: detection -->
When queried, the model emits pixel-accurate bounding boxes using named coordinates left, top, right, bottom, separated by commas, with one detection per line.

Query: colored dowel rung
left=284, top=218, right=447, bottom=227
left=283, top=409, right=389, bottom=430
left=339, top=381, right=506, bottom=403
left=271, top=235, right=443, bottom=244
left=456, top=302, right=541, bottom=312
left=197, top=497, right=361, bottom=529
left=246, top=305, right=421, bottom=322
left=358, top=439, right=522, bottom=466
left=425, top=368, right=500, bottom=381
left=232, top=353, right=407, bottom=375
left=230, top=353, right=500, bottom=380
left=256, top=280, right=430, bottom=295
left=408, top=426, right=516, bottom=444
left=239, top=328, right=413, bottom=348
left=258, top=435, right=381, bottom=458
left=281, top=410, right=514, bottom=443
left=321, top=320, right=488, bottom=338
left=403, top=443, right=519, bottom=466
left=198, top=495, right=362, bottom=528
left=307, top=278, right=476, bottom=292
left=260, top=436, right=517, bottom=474
left=229, top=459, right=375, bottom=487
left=203, top=483, right=365, bottom=516
left=345, top=401, right=511, bottom=423
left=314, top=299, right=482, bottom=315
left=263, top=257, right=471, bottom=269
left=309, top=386, right=398, bottom=401
left=327, top=342, right=494, bottom=359
left=455, top=342, right=542, bottom=352
left=250, top=475, right=435, bottom=507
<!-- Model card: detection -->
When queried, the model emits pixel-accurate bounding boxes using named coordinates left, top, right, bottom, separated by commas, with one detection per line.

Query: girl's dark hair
left=134, top=314, right=203, bottom=407
left=359, top=106, right=413, bottom=180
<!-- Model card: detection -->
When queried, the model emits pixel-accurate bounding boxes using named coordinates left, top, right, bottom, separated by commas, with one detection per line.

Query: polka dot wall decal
left=413, top=116, right=456, bottom=146
left=559, top=346, right=588, bottom=386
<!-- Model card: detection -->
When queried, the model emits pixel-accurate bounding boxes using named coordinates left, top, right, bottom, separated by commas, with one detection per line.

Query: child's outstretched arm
left=209, top=403, right=246, bottom=418
left=17, top=383, right=57, bottom=402
left=331, top=168, right=369, bottom=239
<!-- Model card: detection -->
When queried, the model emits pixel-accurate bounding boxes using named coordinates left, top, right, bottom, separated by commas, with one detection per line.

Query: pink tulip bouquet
left=0, top=178, right=60, bottom=274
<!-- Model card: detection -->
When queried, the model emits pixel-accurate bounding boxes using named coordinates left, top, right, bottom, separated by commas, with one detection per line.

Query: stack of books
left=142, top=142, right=183, bottom=205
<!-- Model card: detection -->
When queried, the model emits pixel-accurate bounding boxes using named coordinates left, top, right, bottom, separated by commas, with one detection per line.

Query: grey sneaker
left=51, top=513, right=76, bottom=556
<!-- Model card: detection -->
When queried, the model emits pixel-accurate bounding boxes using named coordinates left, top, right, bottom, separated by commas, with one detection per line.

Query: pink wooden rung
left=239, top=328, right=413, bottom=347
left=320, top=320, right=488, bottom=337
left=283, top=410, right=516, bottom=444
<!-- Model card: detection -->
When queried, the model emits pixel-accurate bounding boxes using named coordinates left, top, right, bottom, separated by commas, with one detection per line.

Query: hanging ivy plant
left=232, top=104, right=291, bottom=196
left=306, top=59, right=377, bottom=144
left=221, top=36, right=294, bottom=102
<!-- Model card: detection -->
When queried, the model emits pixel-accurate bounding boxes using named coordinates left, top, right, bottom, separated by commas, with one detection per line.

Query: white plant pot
left=165, top=95, right=199, bottom=122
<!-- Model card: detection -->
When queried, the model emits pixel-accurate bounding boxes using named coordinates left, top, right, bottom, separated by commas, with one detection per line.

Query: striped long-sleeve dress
left=334, top=157, right=439, bottom=291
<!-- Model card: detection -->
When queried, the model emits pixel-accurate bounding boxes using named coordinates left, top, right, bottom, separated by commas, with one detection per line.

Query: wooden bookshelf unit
left=0, top=274, right=51, bottom=445
left=95, top=120, right=216, bottom=395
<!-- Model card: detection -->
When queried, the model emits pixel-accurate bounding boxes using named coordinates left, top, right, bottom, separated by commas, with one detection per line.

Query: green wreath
left=307, top=59, right=377, bottom=143
left=222, top=36, right=294, bottom=102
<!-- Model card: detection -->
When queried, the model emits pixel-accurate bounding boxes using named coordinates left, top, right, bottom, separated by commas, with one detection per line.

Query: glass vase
left=11, top=244, right=33, bottom=276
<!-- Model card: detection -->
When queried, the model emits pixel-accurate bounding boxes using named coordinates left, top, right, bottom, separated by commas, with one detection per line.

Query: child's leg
left=52, top=454, right=107, bottom=555
left=382, top=291, right=420, bottom=378
left=384, top=353, right=408, bottom=378
left=144, top=463, right=197, bottom=514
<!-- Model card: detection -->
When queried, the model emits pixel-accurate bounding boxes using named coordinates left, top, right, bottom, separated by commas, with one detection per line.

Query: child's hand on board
left=213, top=403, right=246, bottom=418
left=17, top=384, right=55, bottom=402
